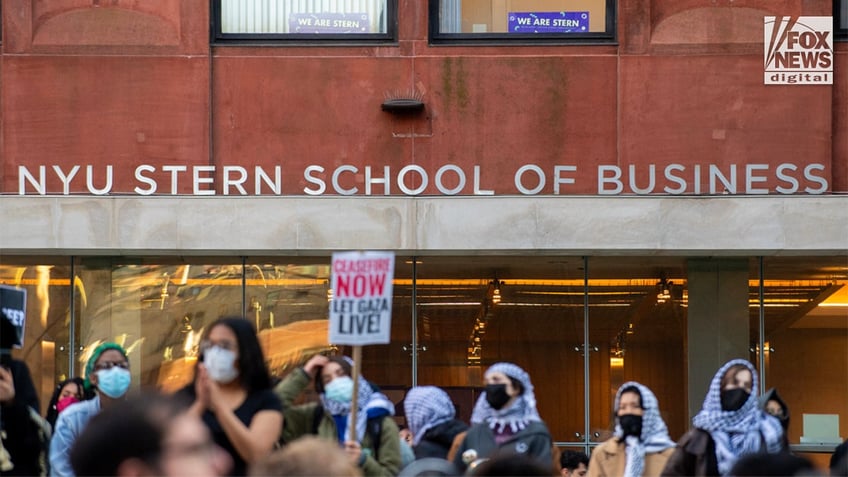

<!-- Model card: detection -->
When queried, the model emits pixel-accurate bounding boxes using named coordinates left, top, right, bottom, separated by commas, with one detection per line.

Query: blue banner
left=508, top=11, right=589, bottom=33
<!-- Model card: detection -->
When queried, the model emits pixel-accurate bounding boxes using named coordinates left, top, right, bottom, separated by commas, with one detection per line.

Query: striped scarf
left=613, top=382, right=676, bottom=477
left=692, top=359, right=785, bottom=475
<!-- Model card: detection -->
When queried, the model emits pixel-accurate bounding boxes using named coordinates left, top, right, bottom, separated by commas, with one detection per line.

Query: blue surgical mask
left=324, top=376, right=354, bottom=403
left=96, top=367, right=131, bottom=398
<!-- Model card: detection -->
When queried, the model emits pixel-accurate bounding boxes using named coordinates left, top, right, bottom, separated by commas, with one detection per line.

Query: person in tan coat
left=588, top=382, right=676, bottom=477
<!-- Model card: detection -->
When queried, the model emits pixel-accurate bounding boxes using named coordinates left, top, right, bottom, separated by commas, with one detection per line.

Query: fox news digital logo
left=764, top=16, right=832, bottom=85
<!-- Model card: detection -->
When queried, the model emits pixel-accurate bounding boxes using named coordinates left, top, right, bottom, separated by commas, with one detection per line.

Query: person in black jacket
left=403, top=386, right=469, bottom=460
left=451, top=362, right=553, bottom=473
left=1, top=359, right=50, bottom=477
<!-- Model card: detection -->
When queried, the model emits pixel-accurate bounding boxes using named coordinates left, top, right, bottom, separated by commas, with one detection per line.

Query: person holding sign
left=451, top=362, right=553, bottom=473
left=274, top=354, right=402, bottom=477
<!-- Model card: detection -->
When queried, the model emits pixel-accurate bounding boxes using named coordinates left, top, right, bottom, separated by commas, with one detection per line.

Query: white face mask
left=203, top=346, right=239, bottom=384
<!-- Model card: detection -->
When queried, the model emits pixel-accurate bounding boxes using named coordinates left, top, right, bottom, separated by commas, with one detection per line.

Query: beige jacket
left=587, top=438, right=675, bottom=477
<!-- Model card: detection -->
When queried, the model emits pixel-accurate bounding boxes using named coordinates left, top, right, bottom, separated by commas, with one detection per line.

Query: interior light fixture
left=491, top=279, right=502, bottom=304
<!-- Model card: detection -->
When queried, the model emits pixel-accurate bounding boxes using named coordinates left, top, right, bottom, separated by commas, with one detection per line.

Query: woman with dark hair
left=661, top=359, right=785, bottom=476
left=177, top=317, right=283, bottom=476
left=274, top=353, right=402, bottom=477
left=45, top=377, right=87, bottom=431
left=588, top=382, right=676, bottom=477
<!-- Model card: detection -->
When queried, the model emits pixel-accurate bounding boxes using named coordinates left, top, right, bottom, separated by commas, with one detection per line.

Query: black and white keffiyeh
left=612, top=382, right=676, bottom=477
left=470, top=362, right=542, bottom=433
left=692, top=359, right=784, bottom=475
left=404, top=386, right=456, bottom=446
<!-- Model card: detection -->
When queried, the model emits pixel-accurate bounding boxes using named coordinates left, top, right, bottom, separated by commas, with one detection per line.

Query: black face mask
left=618, top=414, right=643, bottom=439
left=485, top=384, right=511, bottom=410
left=720, top=388, right=750, bottom=411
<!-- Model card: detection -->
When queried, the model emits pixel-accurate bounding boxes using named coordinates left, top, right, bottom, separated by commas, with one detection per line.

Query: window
left=837, top=0, right=848, bottom=40
left=430, top=0, right=615, bottom=44
left=213, top=0, right=396, bottom=42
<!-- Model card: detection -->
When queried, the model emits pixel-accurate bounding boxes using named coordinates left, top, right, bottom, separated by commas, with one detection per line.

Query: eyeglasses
left=94, top=361, right=129, bottom=371
left=199, top=340, right=237, bottom=352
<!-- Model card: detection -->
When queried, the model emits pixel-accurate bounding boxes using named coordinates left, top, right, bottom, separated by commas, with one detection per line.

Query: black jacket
left=414, top=419, right=469, bottom=460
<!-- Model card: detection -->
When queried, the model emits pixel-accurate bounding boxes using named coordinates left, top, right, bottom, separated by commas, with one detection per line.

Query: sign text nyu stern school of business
left=15, top=162, right=829, bottom=196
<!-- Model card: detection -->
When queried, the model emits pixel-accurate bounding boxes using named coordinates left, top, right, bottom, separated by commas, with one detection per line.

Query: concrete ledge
left=0, top=195, right=846, bottom=256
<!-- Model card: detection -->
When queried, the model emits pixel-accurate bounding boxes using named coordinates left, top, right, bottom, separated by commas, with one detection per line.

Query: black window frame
left=837, top=0, right=848, bottom=41
left=211, top=0, right=398, bottom=45
left=428, top=0, right=616, bottom=45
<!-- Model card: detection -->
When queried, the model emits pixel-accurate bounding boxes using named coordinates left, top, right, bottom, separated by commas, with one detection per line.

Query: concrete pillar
left=686, top=258, right=750, bottom=420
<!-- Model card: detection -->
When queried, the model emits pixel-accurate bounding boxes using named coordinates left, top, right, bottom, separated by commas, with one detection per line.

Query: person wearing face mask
left=451, top=362, right=553, bottom=473
left=588, top=382, right=676, bottom=477
left=273, top=353, right=402, bottom=477
left=49, top=342, right=132, bottom=477
left=177, top=317, right=283, bottom=477
left=661, top=359, right=785, bottom=476
left=45, top=377, right=88, bottom=432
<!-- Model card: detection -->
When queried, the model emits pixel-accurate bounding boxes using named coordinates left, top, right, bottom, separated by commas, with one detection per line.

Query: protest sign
left=329, top=251, right=394, bottom=346
left=0, top=285, right=27, bottom=349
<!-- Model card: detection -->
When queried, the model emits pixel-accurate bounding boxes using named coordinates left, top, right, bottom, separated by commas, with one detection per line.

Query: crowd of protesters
left=2, top=315, right=847, bottom=476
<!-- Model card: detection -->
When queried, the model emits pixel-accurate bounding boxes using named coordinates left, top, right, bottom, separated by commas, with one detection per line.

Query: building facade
left=1, top=0, right=846, bottom=460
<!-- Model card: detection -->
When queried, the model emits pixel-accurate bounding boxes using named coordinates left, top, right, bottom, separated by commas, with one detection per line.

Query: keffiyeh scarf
left=470, top=362, right=542, bottom=433
left=612, top=382, right=676, bottom=477
left=404, top=386, right=456, bottom=446
left=692, top=359, right=784, bottom=475
left=320, top=358, right=394, bottom=442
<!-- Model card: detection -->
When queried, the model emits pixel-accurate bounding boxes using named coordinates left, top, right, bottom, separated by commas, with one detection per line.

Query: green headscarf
left=83, top=342, right=129, bottom=391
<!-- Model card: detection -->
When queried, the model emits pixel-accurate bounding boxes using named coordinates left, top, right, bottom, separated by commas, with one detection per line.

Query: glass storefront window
left=2, top=251, right=845, bottom=469
left=587, top=257, right=688, bottom=447
left=74, top=258, right=246, bottom=394
left=0, top=259, right=72, bottom=414
left=409, top=256, right=587, bottom=442
left=760, top=257, right=848, bottom=457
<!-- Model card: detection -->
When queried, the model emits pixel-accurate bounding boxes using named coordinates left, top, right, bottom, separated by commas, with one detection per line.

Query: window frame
left=837, top=0, right=848, bottom=41
left=428, top=0, right=617, bottom=45
left=211, top=0, right=398, bottom=44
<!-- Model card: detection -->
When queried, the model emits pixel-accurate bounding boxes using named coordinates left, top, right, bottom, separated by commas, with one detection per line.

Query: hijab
left=692, top=359, right=784, bottom=475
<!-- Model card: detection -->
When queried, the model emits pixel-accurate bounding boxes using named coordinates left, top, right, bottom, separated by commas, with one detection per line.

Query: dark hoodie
left=759, top=387, right=791, bottom=450
left=758, top=388, right=790, bottom=431
left=413, top=418, right=469, bottom=459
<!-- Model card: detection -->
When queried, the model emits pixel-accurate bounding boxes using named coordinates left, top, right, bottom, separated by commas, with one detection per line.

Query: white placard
left=329, top=251, right=395, bottom=345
